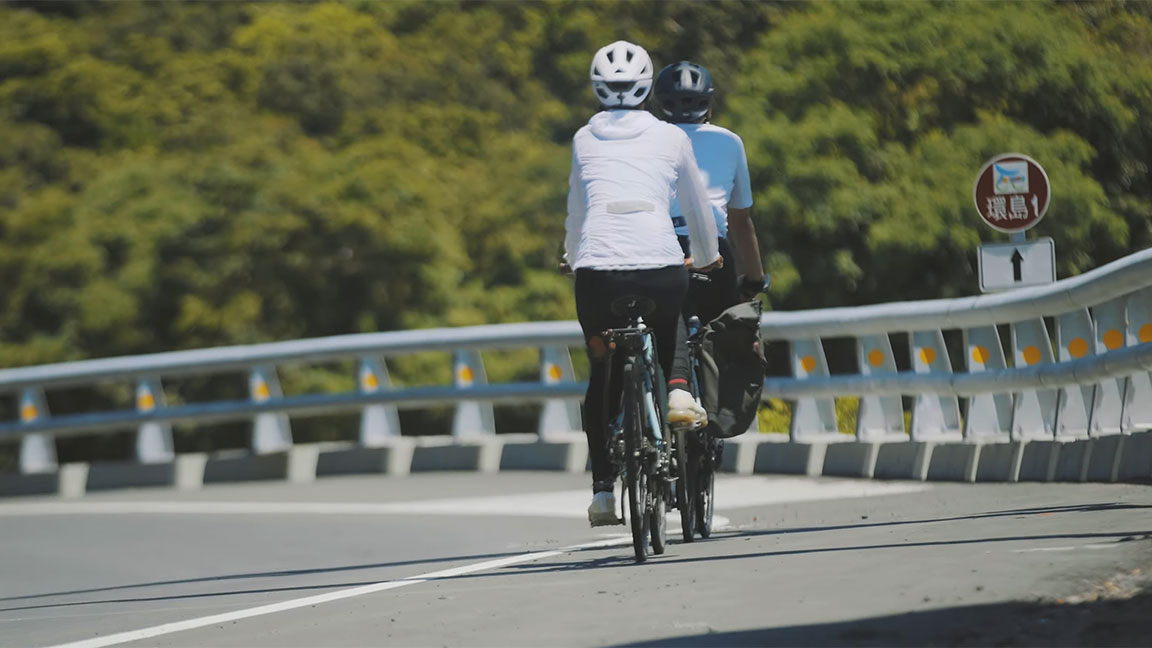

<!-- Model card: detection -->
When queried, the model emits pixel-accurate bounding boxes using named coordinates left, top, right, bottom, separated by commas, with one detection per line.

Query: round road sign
left=973, top=153, right=1050, bottom=233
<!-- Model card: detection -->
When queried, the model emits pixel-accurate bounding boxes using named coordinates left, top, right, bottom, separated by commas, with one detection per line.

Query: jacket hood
left=587, top=109, right=660, bottom=140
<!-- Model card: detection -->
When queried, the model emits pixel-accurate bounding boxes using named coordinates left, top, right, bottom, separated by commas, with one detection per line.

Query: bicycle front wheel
left=623, top=366, right=648, bottom=563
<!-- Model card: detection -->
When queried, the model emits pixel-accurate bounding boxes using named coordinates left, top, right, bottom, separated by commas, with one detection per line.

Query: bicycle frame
left=601, top=306, right=670, bottom=561
left=685, top=315, right=705, bottom=406
left=602, top=317, right=665, bottom=473
left=678, top=287, right=723, bottom=541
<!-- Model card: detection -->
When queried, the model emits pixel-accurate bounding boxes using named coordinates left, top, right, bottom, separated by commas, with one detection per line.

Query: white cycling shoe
left=667, top=388, right=707, bottom=429
left=588, top=491, right=619, bottom=526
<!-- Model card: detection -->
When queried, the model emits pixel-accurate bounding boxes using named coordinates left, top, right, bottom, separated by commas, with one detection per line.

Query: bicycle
left=674, top=272, right=770, bottom=542
left=600, top=295, right=672, bottom=563
left=673, top=307, right=716, bottom=542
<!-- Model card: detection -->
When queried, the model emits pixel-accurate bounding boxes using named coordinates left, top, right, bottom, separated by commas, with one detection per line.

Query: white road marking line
left=42, top=535, right=634, bottom=648
left=1013, top=543, right=1124, bottom=553
left=11, top=478, right=930, bottom=645
left=0, top=477, right=928, bottom=519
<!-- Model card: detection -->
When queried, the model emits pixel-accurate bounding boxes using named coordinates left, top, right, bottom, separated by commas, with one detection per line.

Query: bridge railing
left=1, top=249, right=1150, bottom=482
left=0, top=321, right=588, bottom=474
left=759, top=248, right=1152, bottom=444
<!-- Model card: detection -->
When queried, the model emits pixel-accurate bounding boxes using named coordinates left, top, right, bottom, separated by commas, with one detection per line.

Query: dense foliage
left=1, top=0, right=1149, bottom=373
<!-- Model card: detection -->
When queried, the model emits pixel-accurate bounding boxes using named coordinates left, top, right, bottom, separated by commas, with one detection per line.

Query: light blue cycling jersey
left=669, top=123, right=753, bottom=239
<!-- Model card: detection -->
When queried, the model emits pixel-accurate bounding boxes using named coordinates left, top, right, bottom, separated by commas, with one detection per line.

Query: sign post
left=973, top=154, right=1054, bottom=292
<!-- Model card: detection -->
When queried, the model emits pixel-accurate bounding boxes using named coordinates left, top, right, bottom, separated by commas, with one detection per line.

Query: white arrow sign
left=978, top=238, right=1055, bottom=293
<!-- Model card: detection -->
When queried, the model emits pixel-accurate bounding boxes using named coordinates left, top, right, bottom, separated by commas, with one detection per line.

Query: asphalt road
left=1, top=472, right=1150, bottom=647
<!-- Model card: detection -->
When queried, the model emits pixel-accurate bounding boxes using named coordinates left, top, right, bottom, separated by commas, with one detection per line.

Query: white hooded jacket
left=566, top=110, right=719, bottom=270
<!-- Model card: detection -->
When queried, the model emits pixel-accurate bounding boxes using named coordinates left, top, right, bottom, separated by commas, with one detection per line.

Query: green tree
left=730, top=1, right=1150, bottom=308
left=0, top=0, right=1149, bottom=375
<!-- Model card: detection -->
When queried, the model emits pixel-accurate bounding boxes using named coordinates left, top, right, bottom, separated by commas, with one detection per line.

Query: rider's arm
left=674, top=133, right=720, bottom=268
left=564, top=148, right=586, bottom=264
left=727, top=134, right=764, bottom=282
left=728, top=206, right=764, bottom=282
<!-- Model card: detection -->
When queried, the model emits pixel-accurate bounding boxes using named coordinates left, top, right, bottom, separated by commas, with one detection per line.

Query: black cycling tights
left=575, top=265, right=690, bottom=485
left=683, top=237, right=739, bottom=325
left=671, top=236, right=739, bottom=382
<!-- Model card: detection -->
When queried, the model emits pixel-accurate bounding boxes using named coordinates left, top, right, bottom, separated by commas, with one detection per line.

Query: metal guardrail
left=2, top=383, right=586, bottom=439
left=759, top=247, right=1152, bottom=340
left=2, top=249, right=1151, bottom=475
left=763, top=342, right=1152, bottom=397
left=0, top=321, right=585, bottom=390
left=762, top=248, right=1152, bottom=444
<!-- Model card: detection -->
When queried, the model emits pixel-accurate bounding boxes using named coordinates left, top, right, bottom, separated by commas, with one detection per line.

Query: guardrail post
left=18, top=387, right=57, bottom=474
left=538, top=346, right=582, bottom=439
left=856, top=335, right=903, bottom=439
left=249, top=365, right=292, bottom=453
left=1122, top=287, right=1152, bottom=432
left=452, top=350, right=495, bottom=437
left=135, top=377, right=174, bottom=463
left=1011, top=319, right=1057, bottom=440
left=1055, top=309, right=1098, bottom=438
left=910, top=330, right=962, bottom=440
left=358, top=356, right=401, bottom=445
left=963, top=326, right=1012, bottom=438
left=1090, top=300, right=1127, bottom=435
left=789, top=339, right=837, bottom=440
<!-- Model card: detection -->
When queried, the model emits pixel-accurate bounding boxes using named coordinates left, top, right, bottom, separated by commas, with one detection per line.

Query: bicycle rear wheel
left=623, top=367, right=648, bottom=563
left=626, top=459, right=649, bottom=562
left=649, top=473, right=666, bottom=555
left=642, top=367, right=668, bottom=556
left=676, top=428, right=696, bottom=542
left=697, top=439, right=716, bottom=538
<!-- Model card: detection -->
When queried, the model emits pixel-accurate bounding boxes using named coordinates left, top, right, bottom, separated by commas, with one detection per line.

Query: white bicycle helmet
left=589, top=40, right=653, bottom=108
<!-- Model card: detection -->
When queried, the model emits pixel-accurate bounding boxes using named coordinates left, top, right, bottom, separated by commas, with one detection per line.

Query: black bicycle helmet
left=654, top=61, right=714, bottom=123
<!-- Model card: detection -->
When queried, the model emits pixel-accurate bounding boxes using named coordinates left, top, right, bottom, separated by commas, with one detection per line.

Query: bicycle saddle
left=610, top=295, right=657, bottom=318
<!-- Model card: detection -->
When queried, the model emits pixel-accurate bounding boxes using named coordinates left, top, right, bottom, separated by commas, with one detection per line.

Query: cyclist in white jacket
left=566, top=41, right=721, bottom=525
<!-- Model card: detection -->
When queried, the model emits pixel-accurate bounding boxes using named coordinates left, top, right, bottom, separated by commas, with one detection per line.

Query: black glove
left=739, top=275, right=771, bottom=300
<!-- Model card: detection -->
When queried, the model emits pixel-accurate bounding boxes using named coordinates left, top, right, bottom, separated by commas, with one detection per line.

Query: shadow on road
left=489, top=530, right=1152, bottom=578
left=3, top=502, right=1149, bottom=614
left=720, top=502, right=1152, bottom=541
left=0, top=541, right=641, bottom=613
left=617, top=591, right=1152, bottom=647
left=0, top=549, right=528, bottom=605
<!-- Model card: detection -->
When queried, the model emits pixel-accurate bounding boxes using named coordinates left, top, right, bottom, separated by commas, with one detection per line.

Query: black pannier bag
left=699, top=299, right=767, bottom=438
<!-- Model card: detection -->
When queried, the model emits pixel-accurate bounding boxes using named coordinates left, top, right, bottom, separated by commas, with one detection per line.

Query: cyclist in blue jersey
left=654, top=61, right=766, bottom=326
